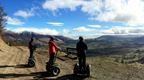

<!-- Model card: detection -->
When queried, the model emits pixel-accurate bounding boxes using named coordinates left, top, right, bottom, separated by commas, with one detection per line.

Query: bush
left=0, top=6, right=6, bottom=35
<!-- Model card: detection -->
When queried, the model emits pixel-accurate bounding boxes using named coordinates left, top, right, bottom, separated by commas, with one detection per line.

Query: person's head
left=49, top=36, right=54, bottom=41
left=79, top=36, right=83, bottom=41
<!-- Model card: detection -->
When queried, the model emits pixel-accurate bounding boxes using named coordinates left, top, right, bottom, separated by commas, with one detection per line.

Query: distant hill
left=3, top=31, right=144, bottom=48
left=84, top=35, right=144, bottom=55
left=3, top=31, right=144, bottom=55
left=87, top=35, right=144, bottom=47
left=96, top=35, right=144, bottom=42
left=2, top=31, right=73, bottom=46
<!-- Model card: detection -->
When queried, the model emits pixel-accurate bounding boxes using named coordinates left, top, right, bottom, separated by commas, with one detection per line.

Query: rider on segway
left=48, top=36, right=61, bottom=65
left=28, top=37, right=37, bottom=67
left=28, top=38, right=36, bottom=59
left=74, top=36, right=90, bottom=77
left=76, top=36, right=88, bottom=69
left=46, top=36, right=61, bottom=76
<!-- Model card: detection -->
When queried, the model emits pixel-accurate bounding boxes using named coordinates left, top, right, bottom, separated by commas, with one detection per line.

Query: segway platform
left=46, top=62, right=60, bottom=76
left=73, top=63, right=90, bottom=77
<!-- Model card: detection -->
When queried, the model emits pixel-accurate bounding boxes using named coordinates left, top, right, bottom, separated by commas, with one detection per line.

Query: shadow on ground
left=0, top=72, right=49, bottom=78
left=0, top=65, right=15, bottom=68
left=55, top=74, right=87, bottom=80
left=15, top=64, right=31, bottom=68
left=0, top=64, right=33, bottom=68
left=31, top=71, right=55, bottom=79
left=0, top=71, right=88, bottom=79
left=0, top=73, right=33, bottom=78
left=31, top=72, right=87, bottom=80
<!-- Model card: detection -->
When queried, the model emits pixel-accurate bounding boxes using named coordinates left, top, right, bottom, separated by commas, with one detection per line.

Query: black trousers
left=78, top=53, right=86, bottom=68
left=49, top=53, right=56, bottom=65
left=29, top=49, right=34, bottom=58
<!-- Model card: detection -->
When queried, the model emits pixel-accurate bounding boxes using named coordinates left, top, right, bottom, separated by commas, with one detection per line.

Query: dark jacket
left=76, top=41, right=88, bottom=55
left=28, top=41, right=36, bottom=51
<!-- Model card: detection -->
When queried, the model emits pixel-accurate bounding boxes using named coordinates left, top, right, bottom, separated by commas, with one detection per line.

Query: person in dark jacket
left=76, top=36, right=88, bottom=68
left=28, top=38, right=36, bottom=59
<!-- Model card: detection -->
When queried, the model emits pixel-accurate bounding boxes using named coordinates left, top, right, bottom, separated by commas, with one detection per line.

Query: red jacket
left=49, top=41, right=59, bottom=55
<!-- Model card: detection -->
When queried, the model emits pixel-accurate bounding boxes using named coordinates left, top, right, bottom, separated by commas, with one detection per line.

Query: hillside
left=2, top=31, right=73, bottom=46
left=1, top=36, right=144, bottom=80
left=0, top=38, right=90, bottom=80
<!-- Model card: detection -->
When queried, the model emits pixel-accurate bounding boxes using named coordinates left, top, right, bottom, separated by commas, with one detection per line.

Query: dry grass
left=87, top=56, right=144, bottom=80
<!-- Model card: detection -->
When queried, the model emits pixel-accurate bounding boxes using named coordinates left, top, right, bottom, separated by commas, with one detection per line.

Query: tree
left=0, top=5, right=6, bottom=34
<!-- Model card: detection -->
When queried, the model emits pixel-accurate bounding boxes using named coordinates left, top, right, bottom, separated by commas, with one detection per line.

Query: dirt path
left=0, top=45, right=91, bottom=80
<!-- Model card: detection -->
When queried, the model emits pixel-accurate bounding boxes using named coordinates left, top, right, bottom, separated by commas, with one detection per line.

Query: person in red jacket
left=48, top=36, right=60, bottom=65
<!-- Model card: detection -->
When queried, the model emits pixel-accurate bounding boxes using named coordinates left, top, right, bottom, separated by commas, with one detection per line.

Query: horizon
left=5, top=30, right=144, bottom=40
left=1, top=0, right=144, bottom=39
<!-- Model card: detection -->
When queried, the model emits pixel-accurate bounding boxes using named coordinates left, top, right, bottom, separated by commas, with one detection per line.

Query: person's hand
left=58, top=47, right=61, bottom=51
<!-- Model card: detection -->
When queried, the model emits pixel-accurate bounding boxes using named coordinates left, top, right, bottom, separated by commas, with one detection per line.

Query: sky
left=1, top=0, right=144, bottom=39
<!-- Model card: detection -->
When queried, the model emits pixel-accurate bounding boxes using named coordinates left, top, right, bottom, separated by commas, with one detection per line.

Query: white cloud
left=14, top=10, right=34, bottom=18
left=88, top=25, right=101, bottom=28
left=62, top=29, right=70, bottom=34
left=73, top=26, right=94, bottom=32
left=47, top=22, right=64, bottom=26
left=102, top=26, right=144, bottom=35
left=12, top=27, right=59, bottom=35
left=61, top=28, right=88, bottom=39
left=6, top=16, right=24, bottom=25
left=42, top=0, right=144, bottom=26
left=61, top=29, right=76, bottom=38
left=93, top=0, right=144, bottom=26
left=42, top=0, right=83, bottom=11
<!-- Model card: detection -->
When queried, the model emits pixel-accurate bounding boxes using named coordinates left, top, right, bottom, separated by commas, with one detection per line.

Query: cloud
left=42, top=0, right=144, bottom=26
left=42, top=0, right=83, bottom=11
left=12, top=27, right=59, bottom=35
left=62, top=29, right=70, bottom=34
left=92, top=0, right=144, bottom=25
left=102, top=26, right=144, bottom=35
left=6, top=16, right=24, bottom=25
left=88, top=25, right=101, bottom=28
left=47, top=22, right=64, bottom=26
left=60, top=28, right=90, bottom=39
left=73, top=26, right=94, bottom=32
left=61, top=29, right=75, bottom=38
left=14, top=10, right=34, bottom=18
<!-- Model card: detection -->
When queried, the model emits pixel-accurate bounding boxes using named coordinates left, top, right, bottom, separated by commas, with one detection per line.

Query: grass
left=87, top=56, right=144, bottom=80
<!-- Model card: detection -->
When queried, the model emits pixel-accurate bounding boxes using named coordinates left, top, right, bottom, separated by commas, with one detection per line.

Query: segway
left=46, top=62, right=60, bottom=76
left=46, top=52, right=60, bottom=76
left=28, top=57, right=35, bottom=67
left=73, top=63, right=90, bottom=77
left=28, top=46, right=37, bottom=67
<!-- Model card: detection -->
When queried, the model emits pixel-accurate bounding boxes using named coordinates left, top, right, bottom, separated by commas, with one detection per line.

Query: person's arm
left=84, top=42, right=88, bottom=50
left=76, top=43, right=78, bottom=51
left=76, top=43, right=80, bottom=52
left=52, top=42, right=60, bottom=51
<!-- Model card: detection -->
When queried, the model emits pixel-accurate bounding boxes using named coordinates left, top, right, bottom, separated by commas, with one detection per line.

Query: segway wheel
left=86, top=64, right=90, bottom=77
left=28, top=59, right=35, bottom=67
left=52, top=67, right=60, bottom=76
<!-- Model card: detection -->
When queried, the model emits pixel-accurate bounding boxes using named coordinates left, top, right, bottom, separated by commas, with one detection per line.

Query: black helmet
left=79, top=36, right=83, bottom=41
left=49, top=36, right=54, bottom=41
